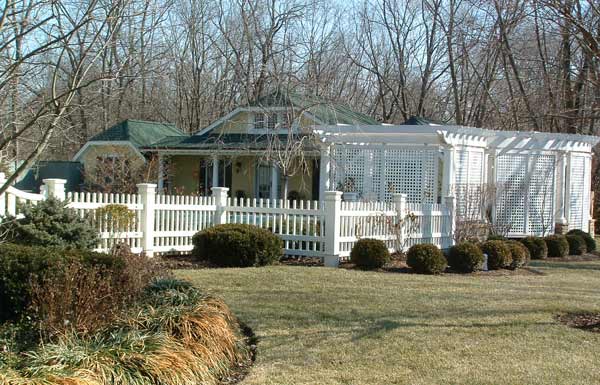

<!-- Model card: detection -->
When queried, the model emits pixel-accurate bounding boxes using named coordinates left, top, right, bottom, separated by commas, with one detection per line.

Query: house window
left=254, top=112, right=279, bottom=131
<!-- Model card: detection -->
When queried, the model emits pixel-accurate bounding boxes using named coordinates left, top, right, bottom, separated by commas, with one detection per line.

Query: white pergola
left=316, top=124, right=600, bottom=236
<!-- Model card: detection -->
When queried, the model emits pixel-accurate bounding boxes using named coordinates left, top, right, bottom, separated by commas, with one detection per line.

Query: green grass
left=178, top=260, right=600, bottom=385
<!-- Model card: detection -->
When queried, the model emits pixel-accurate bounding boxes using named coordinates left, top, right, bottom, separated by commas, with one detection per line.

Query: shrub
left=191, top=224, right=282, bottom=267
left=0, top=243, right=163, bottom=330
left=479, top=240, right=512, bottom=270
left=0, top=197, right=98, bottom=250
left=487, top=234, right=506, bottom=241
left=350, top=238, right=390, bottom=269
left=519, top=237, right=548, bottom=260
left=565, top=234, right=587, bottom=256
left=567, top=229, right=596, bottom=252
left=505, top=240, right=530, bottom=269
left=406, top=244, right=447, bottom=274
left=446, top=242, right=484, bottom=272
left=544, top=235, right=569, bottom=258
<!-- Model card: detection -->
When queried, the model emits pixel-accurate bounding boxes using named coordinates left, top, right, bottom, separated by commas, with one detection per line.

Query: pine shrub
left=0, top=197, right=98, bottom=250
left=191, top=224, right=282, bottom=267
left=350, top=238, right=390, bottom=269
left=519, top=237, right=548, bottom=260
left=479, top=240, right=512, bottom=270
left=567, top=229, right=595, bottom=252
left=406, top=244, right=447, bottom=274
left=544, top=235, right=569, bottom=258
left=565, top=234, right=587, bottom=256
left=446, top=242, right=484, bottom=272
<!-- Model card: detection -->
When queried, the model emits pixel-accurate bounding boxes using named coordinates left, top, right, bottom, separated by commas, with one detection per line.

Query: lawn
left=178, top=260, right=600, bottom=385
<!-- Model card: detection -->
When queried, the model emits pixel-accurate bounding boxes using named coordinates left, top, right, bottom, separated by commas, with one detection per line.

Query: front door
left=255, top=164, right=271, bottom=199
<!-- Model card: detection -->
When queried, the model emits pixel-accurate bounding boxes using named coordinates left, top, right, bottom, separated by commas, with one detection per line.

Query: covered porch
left=155, top=151, right=321, bottom=201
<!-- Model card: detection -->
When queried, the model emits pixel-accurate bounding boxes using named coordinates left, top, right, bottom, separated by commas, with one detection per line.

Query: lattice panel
left=454, top=149, right=484, bottom=218
left=569, top=155, right=587, bottom=231
left=495, top=154, right=528, bottom=234
left=331, top=146, right=365, bottom=194
left=527, top=155, right=555, bottom=235
left=332, top=146, right=438, bottom=203
left=383, top=149, right=437, bottom=203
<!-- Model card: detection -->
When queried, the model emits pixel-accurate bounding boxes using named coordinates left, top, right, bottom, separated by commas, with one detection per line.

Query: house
left=73, top=90, right=600, bottom=237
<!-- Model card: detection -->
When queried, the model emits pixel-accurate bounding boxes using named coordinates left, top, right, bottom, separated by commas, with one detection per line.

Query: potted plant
left=338, top=177, right=359, bottom=202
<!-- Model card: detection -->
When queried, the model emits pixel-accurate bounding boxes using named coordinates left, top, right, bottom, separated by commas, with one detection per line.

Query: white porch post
left=319, top=147, right=331, bottom=202
left=212, top=156, right=219, bottom=187
left=271, top=163, right=279, bottom=200
left=441, top=146, right=455, bottom=198
left=157, top=154, right=164, bottom=192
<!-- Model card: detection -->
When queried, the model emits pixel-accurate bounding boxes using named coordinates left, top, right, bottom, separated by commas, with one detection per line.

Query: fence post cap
left=392, top=193, right=407, bottom=201
left=136, top=183, right=157, bottom=194
left=0, top=172, right=5, bottom=180
left=211, top=186, right=229, bottom=194
left=324, top=191, right=342, bottom=200
left=42, top=178, right=67, bottom=184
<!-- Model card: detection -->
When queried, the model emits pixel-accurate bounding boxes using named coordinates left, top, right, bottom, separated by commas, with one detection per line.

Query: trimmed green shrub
left=566, top=234, right=587, bottom=256
left=0, top=197, right=98, bottom=250
left=446, top=242, right=484, bottom=273
left=487, top=234, right=506, bottom=241
left=406, top=244, right=447, bottom=274
left=479, top=240, right=512, bottom=270
left=505, top=240, right=530, bottom=269
left=191, top=224, right=282, bottom=267
left=567, top=229, right=596, bottom=252
left=0, top=243, right=123, bottom=322
left=544, top=235, right=569, bottom=258
left=519, top=237, right=548, bottom=260
left=350, top=238, right=390, bottom=269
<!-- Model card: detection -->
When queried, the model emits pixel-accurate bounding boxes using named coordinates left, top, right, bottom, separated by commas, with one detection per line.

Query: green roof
left=148, top=132, right=317, bottom=151
left=89, top=120, right=185, bottom=147
left=249, top=90, right=380, bottom=125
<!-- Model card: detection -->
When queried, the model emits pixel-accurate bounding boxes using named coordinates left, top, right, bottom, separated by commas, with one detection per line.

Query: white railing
left=0, top=175, right=456, bottom=266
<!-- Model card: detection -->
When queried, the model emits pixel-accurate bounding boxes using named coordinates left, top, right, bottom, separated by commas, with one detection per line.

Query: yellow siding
left=231, top=156, right=256, bottom=198
left=169, top=155, right=201, bottom=194
left=213, top=111, right=251, bottom=134
left=79, top=144, right=144, bottom=177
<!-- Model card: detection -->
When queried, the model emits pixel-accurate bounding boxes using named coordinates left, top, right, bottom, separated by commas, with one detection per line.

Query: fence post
left=42, top=178, right=66, bottom=200
left=137, top=183, right=156, bottom=257
left=212, top=187, right=229, bottom=225
left=393, top=193, right=407, bottom=252
left=0, top=172, right=5, bottom=217
left=323, top=191, right=342, bottom=267
left=444, top=195, right=456, bottom=248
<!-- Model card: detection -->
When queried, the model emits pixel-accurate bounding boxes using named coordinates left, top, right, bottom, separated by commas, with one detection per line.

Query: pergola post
left=563, top=153, right=572, bottom=232
left=554, top=152, right=568, bottom=234
left=319, top=147, right=331, bottom=202
left=441, top=146, right=455, bottom=198
left=212, top=155, right=219, bottom=188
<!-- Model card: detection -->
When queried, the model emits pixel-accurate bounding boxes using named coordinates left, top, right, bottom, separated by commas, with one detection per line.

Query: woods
left=1, top=0, right=599, bottom=176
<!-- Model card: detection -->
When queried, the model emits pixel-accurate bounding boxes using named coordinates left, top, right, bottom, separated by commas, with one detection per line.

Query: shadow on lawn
left=533, top=261, right=600, bottom=271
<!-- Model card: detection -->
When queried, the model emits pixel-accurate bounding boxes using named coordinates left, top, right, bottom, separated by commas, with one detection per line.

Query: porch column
left=157, top=154, right=164, bottom=192
left=271, top=163, right=278, bottom=200
left=441, top=146, right=455, bottom=198
left=319, top=147, right=331, bottom=201
left=212, top=155, right=219, bottom=187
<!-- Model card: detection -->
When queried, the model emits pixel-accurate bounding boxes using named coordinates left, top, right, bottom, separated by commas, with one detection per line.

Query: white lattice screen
left=495, top=153, right=555, bottom=236
left=569, top=155, right=590, bottom=232
left=332, top=146, right=438, bottom=203
left=453, top=149, right=485, bottom=218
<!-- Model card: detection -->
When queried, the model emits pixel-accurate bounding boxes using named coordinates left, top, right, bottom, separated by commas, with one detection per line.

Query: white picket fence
left=0, top=175, right=456, bottom=266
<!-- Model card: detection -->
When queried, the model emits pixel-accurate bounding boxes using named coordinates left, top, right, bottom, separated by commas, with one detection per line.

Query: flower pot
left=343, top=192, right=359, bottom=202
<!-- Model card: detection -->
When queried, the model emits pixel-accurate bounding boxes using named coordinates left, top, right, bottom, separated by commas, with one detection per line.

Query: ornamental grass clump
left=446, top=242, right=484, bottom=273
left=479, top=240, right=512, bottom=270
left=0, top=279, right=250, bottom=385
left=350, top=238, right=390, bottom=269
left=406, top=244, right=447, bottom=274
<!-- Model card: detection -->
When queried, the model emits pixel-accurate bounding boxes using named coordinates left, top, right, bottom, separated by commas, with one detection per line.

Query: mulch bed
left=556, top=313, right=600, bottom=333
